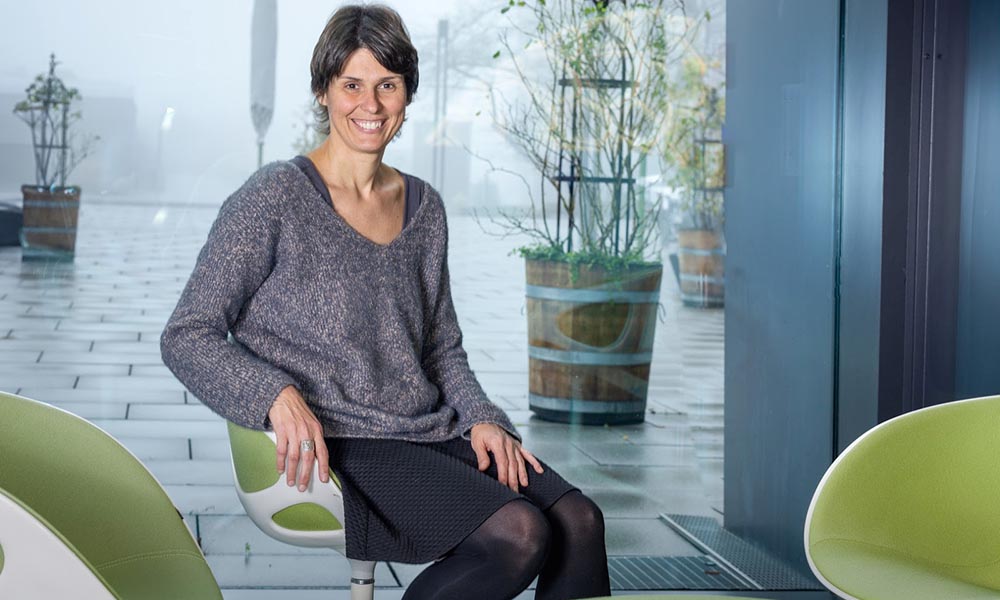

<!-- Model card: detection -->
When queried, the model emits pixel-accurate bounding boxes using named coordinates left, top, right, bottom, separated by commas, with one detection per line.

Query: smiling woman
left=160, top=4, right=609, bottom=600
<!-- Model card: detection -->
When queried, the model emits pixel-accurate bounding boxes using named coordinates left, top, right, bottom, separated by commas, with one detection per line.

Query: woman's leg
left=534, top=491, right=610, bottom=600
left=402, top=499, right=551, bottom=600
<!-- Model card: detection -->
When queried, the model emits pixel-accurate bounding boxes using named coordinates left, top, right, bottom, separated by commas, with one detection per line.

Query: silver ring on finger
left=300, top=439, right=315, bottom=453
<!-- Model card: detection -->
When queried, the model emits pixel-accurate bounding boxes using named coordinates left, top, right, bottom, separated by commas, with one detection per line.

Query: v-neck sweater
left=160, top=160, right=516, bottom=441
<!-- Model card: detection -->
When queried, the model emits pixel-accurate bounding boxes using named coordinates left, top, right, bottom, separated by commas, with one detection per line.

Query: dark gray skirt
left=325, top=436, right=577, bottom=563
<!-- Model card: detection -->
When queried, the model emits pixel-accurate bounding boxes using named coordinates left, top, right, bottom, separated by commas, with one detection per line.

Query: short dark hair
left=310, top=4, right=419, bottom=135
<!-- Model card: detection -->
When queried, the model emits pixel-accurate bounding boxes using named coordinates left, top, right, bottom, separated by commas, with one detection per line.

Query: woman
left=161, top=5, right=610, bottom=599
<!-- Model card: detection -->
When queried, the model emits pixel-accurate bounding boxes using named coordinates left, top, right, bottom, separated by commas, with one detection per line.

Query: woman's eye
left=345, top=83, right=358, bottom=90
left=381, top=83, right=396, bottom=90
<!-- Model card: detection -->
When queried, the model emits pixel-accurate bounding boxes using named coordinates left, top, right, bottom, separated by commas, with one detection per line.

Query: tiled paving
left=0, top=196, right=726, bottom=598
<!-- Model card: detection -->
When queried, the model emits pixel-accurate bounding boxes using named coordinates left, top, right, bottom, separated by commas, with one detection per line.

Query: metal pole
left=433, top=19, right=449, bottom=192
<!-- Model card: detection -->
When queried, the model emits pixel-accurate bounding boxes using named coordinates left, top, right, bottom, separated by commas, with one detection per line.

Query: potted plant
left=13, top=54, right=97, bottom=260
left=663, top=53, right=726, bottom=308
left=489, top=0, right=703, bottom=424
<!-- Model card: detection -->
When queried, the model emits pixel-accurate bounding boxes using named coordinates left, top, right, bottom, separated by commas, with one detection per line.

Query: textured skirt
left=325, top=436, right=577, bottom=563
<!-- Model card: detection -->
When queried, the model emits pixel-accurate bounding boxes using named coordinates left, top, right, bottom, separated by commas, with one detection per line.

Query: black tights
left=402, top=491, right=610, bottom=600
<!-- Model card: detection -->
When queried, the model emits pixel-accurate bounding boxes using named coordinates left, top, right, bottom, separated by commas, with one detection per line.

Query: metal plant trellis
left=554, top=52, right=637, bottom=257
left=490, top=0, right=697, bottom=265
left=13, top=54, right=78, bottom=189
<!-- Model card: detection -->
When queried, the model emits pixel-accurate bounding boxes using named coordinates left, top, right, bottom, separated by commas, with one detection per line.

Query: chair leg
left=349, top=559, right=376, bottom=600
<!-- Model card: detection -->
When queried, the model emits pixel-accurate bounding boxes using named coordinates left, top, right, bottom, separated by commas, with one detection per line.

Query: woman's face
left=319, top=48, right=407, bottom=156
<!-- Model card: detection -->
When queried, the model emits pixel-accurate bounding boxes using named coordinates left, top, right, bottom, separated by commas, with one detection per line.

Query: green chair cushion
left=271, top=502, right=343, bottom=531
left=0, top=393, right=222, bottom=599
left=808, top=395, right=1000, bottom=598
left=227, top=420, right=340, bottom=493
left=227, top=421, right=281, bottom=493
left=810, top=539, right=1000, bottom=600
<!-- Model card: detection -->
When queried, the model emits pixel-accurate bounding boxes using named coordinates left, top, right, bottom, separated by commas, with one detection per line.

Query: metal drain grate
left=661, top=514, right=824, bottom=590
left=609, top=555, right=749, bottom=590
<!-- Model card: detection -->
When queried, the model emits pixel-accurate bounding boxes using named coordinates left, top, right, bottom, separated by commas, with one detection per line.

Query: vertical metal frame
left=879, top=0, right=969, bottom=420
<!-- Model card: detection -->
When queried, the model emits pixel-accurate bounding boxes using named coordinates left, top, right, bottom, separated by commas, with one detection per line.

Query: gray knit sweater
left=160, top=161, right=516, bottom=442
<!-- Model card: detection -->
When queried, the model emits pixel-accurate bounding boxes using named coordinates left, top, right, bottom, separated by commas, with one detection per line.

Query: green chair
left=805, top=394, right=1000, bottom=599
left=227, top=422, right=376, bottom=600
left=0, top=392, right=222, bottom=599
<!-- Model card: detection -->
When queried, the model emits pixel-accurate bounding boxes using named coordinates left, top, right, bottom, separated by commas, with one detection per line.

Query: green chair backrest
left=227, top=420, right=283, bottom=494
left=226, top=421, right=343, bottom=532
left=808, top=395, right=1000, bottom=590
left=0, top=392, right=222, bottom=599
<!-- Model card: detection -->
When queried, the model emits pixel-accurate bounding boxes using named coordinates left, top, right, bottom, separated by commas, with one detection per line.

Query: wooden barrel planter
left=525, top=259, right=663, bottom=425
left=20, top=185, right=81, bottom=259
left=677, top=229, right=724, bottom=308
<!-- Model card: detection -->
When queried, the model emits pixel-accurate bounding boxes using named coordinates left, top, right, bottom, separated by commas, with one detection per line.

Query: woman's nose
left=360, top=87, right=380, bottom=113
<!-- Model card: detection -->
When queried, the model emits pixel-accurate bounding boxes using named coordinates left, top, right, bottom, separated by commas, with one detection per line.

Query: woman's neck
left=307, top=139, right=389, bottom=199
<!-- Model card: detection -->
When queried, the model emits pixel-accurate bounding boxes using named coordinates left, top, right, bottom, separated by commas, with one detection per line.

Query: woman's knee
left=473, top=499, right=551, bottom=578
left=551, top=491, right=605, bottom=541
left=500, top=500, right=551, bottom=560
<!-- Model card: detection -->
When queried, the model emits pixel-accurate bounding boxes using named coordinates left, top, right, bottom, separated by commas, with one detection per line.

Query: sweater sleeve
left=160, top=166, right=298, bottom=430
left=421, top=212, right=519, bottom=441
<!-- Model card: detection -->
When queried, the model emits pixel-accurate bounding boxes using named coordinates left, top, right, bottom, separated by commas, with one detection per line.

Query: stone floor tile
left=116, top=437, right=191, bottom=461
left=75, top=375, right=187, bottom=391
left=17, top=387, right=185, bottom=404
left=206, top=554, right=398, bottom=589
left=6, top=330, right=140, bottom=342
left=2, top=374, right=77, bottom=391
left=89, top=417, right=226, bottom=439
left=0, top=348, right=42, bottom=362
left=145, top=459, right=231, bottom=485
left=37, top=351, right=144, bottom=365
left=40, top=401, right=128, bottom=420
left=573, top=442, right=699, bottom=468
left=128, top=402, right=216, bottom=420
left=193, top=438, right=234, bottom=460
left=605, top=518, right=702, bottom=556
left=583, top=487, right=716, bottom=518
left=129, top=364, right=178, bottom=377
left=164, top=484, right=244, bottom=516
left=0, top=363, right=129, bottom=378
left=91, top=340, right=164, bottom=354
left=0, top=339, right=90, bottom=352
left=524, top=439, right=603, bottom=467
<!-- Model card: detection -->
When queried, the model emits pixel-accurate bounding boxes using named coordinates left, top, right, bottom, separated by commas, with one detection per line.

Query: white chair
left=227, top=421, right=377, bottom=600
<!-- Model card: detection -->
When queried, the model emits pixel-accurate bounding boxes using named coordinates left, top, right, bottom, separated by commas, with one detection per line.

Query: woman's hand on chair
left=268, top=385, right=330, bottom=491
left=470, top=423, right=543, bottom=493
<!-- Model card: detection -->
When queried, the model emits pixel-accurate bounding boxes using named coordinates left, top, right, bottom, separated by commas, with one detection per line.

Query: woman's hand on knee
left=268, top=385, right=330, bottom=491
left=470, top=423, right=544, bottom=493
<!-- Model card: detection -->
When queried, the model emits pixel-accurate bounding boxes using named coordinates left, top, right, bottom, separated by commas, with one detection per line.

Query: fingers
left=515, top=447, right=529, bottom=488
left=316, top=431, right=330, bottom=484
left=275, top=429, right=288, bottom=474
left=506, top=441, right=519, bottom=493
left=492, top=439, right=510, bottom=489
left=285, top=432, right=301, bottom=488
left=268, top=388, right=329, bottom=491
left=520, top=447, right=545, bottom=474
left=471, top=435, right=491, bottom=472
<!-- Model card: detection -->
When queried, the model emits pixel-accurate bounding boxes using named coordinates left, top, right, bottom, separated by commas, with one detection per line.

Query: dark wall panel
left=724, top=0, right=840, bottom=571
left=956, top=0, right=1000, bottom=398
